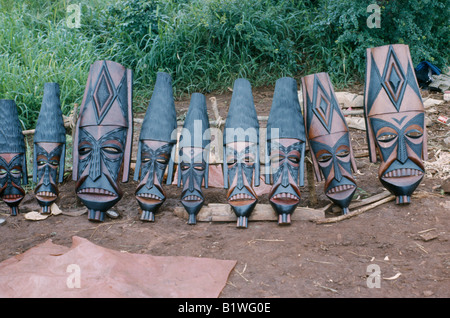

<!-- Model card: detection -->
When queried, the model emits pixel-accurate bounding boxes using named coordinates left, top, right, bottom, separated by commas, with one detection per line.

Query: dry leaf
left=50, top=203, right=62, bottom=215
left=24, top=211, right=49, bottom=221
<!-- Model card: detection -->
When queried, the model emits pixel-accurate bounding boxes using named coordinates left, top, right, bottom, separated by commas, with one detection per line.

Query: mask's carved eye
left=336, top=150, right=349, bottom=158
left=181, top=163, right=190, bottom=171
left=227, top=158, right=237, bottom=166
left=103, top=146, right=122, bottom=154
left=318, top=153, right=332, bottom=163
left=244, top=156, right=254, bottom=164
left=0, top=169, right=7, bottom=176
left=37, top=160, right=46, bottom=166
left=377, top=133, right=397, bottom=143
left=79, top=147, right=91, bottom=156
left=142, top=157, right=151, bottom=163
left=156, top=158, right=168, bottom=165
left=288, top=155, right=300, bottom=163
left=10, top=169, right=21, bottom=175
left=194, top=165, right=205, bottom=171
left=406, top=130, right=423, bottom=139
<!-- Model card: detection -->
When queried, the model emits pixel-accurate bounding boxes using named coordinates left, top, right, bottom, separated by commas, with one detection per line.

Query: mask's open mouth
left=228, top=192, right=256, bottom=207
left=270, top=192, right=300, bottom=205
left=182, top=195, right=202, bottom=202
left=326, top=184, right=356, bottom=200
left=381, top=168, right=423, bottom=186
left=77, top=188, right=118, bottom=202
left=2, top=194, right=23, bottom=203
left=136, top=192, right=164, bottom=205
left=36, top=191, right=57, bottom=202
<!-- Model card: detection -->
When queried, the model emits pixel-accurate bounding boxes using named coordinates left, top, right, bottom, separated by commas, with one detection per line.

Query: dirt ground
left=0, top=84, right=449, bottom=298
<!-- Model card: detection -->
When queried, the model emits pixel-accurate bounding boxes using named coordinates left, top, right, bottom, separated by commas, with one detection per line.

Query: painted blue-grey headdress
left=134, top=72, right=177, bottom=222
left=223, top=78, right=260, bottom=228
left=0, top=99, right=28, bottom=216
left=302, top=72, right=358, bottom=214
left=177, top=93, right=210, bottom=224
left=265, top=77, right=306, bottom=224
left=33, top=83, right=66, bottom=214
left=364, top=44, right=427, bottom=204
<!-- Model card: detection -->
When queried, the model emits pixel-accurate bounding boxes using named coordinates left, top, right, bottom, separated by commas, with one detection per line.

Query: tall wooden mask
left=364, top=44, right=427, bottom=204
left=178, top=93, right=210, bottom=225
left=33, top=83, right=66, bottom=214
left=223, top=78, right=260, bottom=228
left=0, top=100, right=28, bottom=216
left=73, top=60, right=133, bottom=222
left=265, top=77, right=306, bottom=225
left=302, top=72, right=358, bottom=214
left=134, top=72, right=177, bottom=222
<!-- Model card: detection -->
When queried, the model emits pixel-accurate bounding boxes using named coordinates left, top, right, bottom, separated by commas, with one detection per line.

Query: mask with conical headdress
left=0, top=99, right=28, bottom=216
left=302, top=72, right=358, bottom=214
left=265, top=77, right=306, bottom=224
left=73, top=60, right=133, bottom=222
left=364, top=44, right=427, bottom=204
left=223, top=78, right=260, bottom=228
left=33, top=83, right=66, bottom=214
left=177, top=93, right=210, bottom=225
left=134, top=72, right=177, bottom=222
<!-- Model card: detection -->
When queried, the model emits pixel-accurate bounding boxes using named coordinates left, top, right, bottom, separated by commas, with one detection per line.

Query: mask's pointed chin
left=325, top=185, right=356, bottom=214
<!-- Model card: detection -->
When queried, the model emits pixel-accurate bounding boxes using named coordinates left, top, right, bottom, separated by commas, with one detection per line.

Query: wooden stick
left=331, top=190, right=391, bottom=213
left=315, top=195, right=395, bottom=224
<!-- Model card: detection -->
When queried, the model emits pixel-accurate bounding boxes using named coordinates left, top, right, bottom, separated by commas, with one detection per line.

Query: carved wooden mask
left=33, top=83, right=66, bottom=214
left=223, top=78, right=259, bottom=228
left=302, top=72, right=357, bottom=214
left=0, top=99, right=28, bottom=216
left=134, top=72, right=177, bottom=222
left=364, top=44, right=427, bottom=204
left=73, top=61, right=133, bottom=222
left=265, top=77, right=306, bottom=224
left=177, top=93, right=210, bottom=225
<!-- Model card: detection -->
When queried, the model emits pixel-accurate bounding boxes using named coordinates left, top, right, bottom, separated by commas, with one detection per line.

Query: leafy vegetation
left=1, top=0, right=448, bottom=130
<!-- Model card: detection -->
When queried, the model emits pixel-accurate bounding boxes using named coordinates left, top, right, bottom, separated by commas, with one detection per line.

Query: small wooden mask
left=178, top=93, right=210, bottom=225
left=33, top=83, right=66, bottom=214
left=0, top=99, right=28, bottom=216
left=302, top=72, right=358, bottom=214
left=223, top=78, right=260, bottom=228
left=265, top=77, right=306, bottom=224
left=364, top=44, right=427, bottom=204
left=134, top=72, right=177, bottom=222
left=73, top=61, right=133, bottom=222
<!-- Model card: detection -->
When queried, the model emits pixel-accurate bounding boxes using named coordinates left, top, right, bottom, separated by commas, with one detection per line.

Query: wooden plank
left=173, top=203, right=325, bottom=223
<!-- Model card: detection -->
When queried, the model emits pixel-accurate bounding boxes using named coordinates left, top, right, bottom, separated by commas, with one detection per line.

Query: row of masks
left=0, top=44, right=426, bottom=228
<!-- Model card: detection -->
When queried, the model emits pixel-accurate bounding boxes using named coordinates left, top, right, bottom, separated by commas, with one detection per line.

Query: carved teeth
left=77, top=188, right=115, bottom=196
left=327, top=184, right=355, bottom=194
left=182, top=195, right=202, bottom=202
left=137, top=193, right=162, bottom=200
left=3, top=194, right=23, bottom=199
left=36, top=191, right=57, bottom=197
left=384, top=169, right=423, bottom=178
left=271, top=193, right=299, bottom=200
left=229, top=193, right=254, bottom=201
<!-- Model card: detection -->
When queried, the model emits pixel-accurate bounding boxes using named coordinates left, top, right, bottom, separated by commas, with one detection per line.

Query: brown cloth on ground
left=0, top=236, right=236, bottom=298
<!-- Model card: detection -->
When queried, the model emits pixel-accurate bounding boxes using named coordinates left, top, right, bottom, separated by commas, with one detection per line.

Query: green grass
left=1, top=0, right=449, bottom=131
